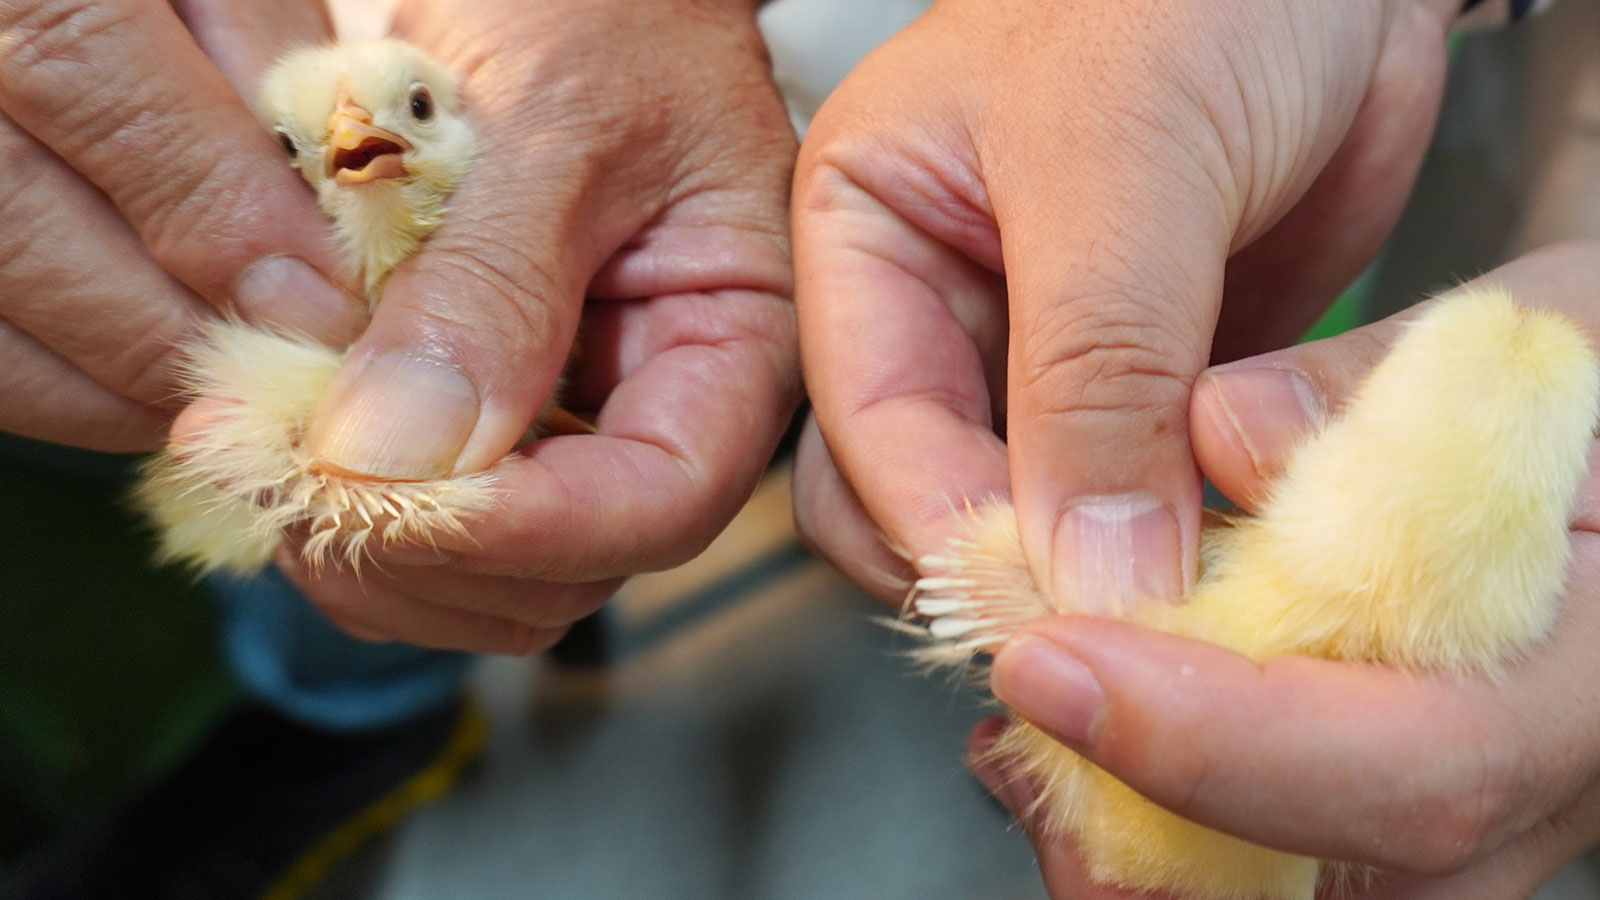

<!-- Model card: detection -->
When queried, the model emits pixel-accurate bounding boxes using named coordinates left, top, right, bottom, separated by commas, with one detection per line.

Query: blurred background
left=4, top=0, right=1600, bottom=897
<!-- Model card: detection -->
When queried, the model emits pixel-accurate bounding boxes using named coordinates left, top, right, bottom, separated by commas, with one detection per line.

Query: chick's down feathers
left=909, top=288, right=1600, bottom=900
left=133, top=39, right=517, bottom=575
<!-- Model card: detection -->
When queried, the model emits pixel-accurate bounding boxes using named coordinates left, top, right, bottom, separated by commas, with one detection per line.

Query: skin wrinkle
left=1013, top=288, right=1201, bottom=409
left=0, top=0, right=129, bottom=84
left=0, top=180, right=60, bottom=279
left=405, top=253, right=566, bottom=361
left=136, top=146, right=273, bottom=287
left=834, top=314, right=990, bottom=427
left=87, top=303, right=196, bottom=405
left=600, top=341, right=771, bottom=468
left=499, top=448, right=656, bottom=573
left=0, top=316, right=164, bottom=448
left=794, top=178, right=1001, bottom=387
left=295, top=562, right=567, bottom=654
left=586, top=292, right=793, bottom=386
left=834, top=152, right=1002, bottom=272
left=0, top=185, right=203, bottom=404
left=0, top=125, right=51, bottom=232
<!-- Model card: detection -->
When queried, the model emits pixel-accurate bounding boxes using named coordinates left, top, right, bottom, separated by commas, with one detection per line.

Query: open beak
left=325, top=82, right=412, bottom=186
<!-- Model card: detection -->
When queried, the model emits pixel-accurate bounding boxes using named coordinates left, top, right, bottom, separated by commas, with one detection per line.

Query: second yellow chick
left=911, top=287, right=1600, bottom=900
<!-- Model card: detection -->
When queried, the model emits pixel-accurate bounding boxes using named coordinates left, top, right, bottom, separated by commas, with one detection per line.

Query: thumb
left=295, top=4, right=629, bottom=480
left=996, top=147, right=1229, bottom=614
left=300, top=177, right=589, bottom=480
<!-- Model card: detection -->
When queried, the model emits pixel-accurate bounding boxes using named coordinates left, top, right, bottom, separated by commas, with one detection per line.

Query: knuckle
left=417, top=231, right=564, bottom=353
left=1016, top=291, right=1195, bottom=421
left=0, top=1, right=179, bottom=174
left=0, top=0, right=129, bottom=101
left=132, top=152, right=270, bottom=279
left=107, top=310, right=198, bottom=404
left=1378, top=744, right=1523, bottom=875
left=1396, top=799, right=1494, bottom=875
left=1157, top=743, right=1222, bottom=823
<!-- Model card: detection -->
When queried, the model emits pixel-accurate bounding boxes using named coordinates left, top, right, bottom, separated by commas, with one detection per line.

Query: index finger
left=793, top=85, right=1013, bottom=565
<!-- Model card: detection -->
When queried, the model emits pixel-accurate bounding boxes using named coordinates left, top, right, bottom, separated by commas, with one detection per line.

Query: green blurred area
left=0, top=436, right=238, bottom=867
left=1300, top=268, right=1372, bottom=344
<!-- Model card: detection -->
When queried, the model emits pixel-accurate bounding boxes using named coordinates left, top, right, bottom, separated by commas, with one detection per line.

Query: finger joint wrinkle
left=0, top=0, right=132, bottom=99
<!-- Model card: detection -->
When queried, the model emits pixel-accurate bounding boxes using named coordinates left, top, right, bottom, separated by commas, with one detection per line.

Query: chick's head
left=258, top=40, right=477, bottom=299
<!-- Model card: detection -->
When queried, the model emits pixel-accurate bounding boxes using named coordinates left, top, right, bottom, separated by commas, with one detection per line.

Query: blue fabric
left=209, top=567, right=472, bottom=732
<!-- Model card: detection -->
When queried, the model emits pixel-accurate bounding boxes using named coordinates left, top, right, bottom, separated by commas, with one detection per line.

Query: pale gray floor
left=318, top=1, right=1600, bottom=897
left=367, top=558, right=1048, bottom=900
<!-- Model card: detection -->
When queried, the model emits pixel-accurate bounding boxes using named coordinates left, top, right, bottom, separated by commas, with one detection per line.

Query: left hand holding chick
left=226, top=0, right=798, bottom=653
left=978, top=242, right=1600, bottom=899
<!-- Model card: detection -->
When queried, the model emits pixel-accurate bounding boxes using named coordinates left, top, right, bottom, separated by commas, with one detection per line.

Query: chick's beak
left=325, top=84, right=412, bottom=186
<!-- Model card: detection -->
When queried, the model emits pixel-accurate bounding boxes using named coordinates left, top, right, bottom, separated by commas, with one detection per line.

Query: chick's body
left=135, top=40, right=486, bottom=574
left=913, top=289, right=1600, bottom=900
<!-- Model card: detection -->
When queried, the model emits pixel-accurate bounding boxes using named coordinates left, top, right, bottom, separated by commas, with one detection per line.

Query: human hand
left=791, top=0, right=1458, bottom=608
left=262, top=0, right=798, bottom=653
left=0, top=0, right=364, bottom=452
left=975, top=242, right=1600, bottom=899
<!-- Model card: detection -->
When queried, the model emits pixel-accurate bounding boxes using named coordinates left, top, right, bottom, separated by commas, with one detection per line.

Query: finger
left=1212, top=7, right=1448, bottom=364
left=988, top=540, right=1600, bottom=876
left=0, top=319, right=167, bottom=451
left=172, top=0, right=335, bottom=102
left=276, top=550, right=571, bottom=655
left=368, top=289, right=798, bottom=580
left=1193, top=241, right=1600, bottom=509
left=985, top=87, right=1235, bottom=616
left=0, top=114, right=204, bottom=406
left=1357, top=777, right=1600, bottom=900
left=0, top=0, right=362, bottom=338
left=794, top=113, right=1011, bottom=563
left=790, top=415, right=917, bottom=606
left=358, top=564, right=617, bottom=629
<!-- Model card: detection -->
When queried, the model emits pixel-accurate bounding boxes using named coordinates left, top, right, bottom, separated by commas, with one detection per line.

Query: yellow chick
left=262, top=39, right=477, bottom=302
left=134, top=39, right=497, bottom=575
left=909, top=288, right=1600, bottom=900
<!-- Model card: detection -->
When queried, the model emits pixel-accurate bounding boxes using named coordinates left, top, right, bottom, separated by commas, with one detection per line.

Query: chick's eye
left=409, top=86, right=433, bottom=121
left=274, top=128, right=297, bottom=159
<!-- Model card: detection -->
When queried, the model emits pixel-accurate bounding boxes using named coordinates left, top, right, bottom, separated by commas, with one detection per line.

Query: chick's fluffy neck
left=320, top=177, right=446, bottom=305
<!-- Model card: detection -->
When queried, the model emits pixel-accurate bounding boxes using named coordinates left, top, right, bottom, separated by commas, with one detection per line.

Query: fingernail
left=234, top=255, right=364, bottom=342
left=306, top=351, right=479, bottom=480
left=992, top=635, right=1104, bottom=747
left=1052, top=494, right=1181, bottom=614
left=1203, top=366, right=1322, bottom=480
